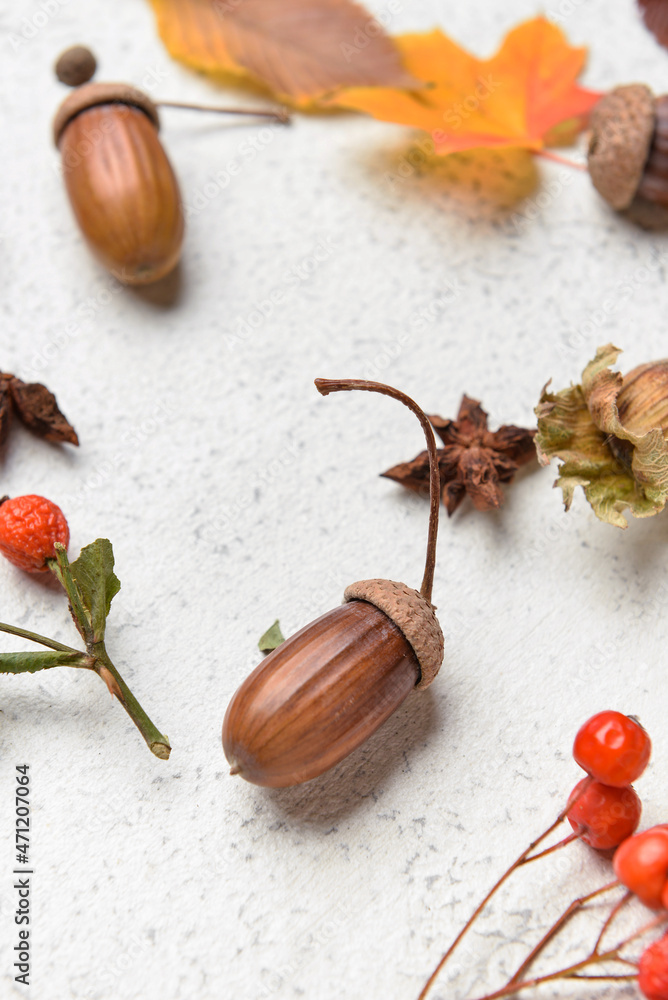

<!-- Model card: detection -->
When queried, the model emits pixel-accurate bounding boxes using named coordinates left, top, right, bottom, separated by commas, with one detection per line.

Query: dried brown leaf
left=148, top=0, right=416, bottom=104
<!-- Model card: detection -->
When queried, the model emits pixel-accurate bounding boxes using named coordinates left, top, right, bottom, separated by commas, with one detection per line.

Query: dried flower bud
left=535, top=345, right=668, bottom=527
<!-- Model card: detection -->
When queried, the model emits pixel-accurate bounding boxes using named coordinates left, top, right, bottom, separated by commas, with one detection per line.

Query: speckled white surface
left=1, top=2, right=668, bottom=998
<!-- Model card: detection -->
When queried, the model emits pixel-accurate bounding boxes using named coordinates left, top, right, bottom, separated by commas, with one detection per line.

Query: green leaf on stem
left=258, top=620, right=285, bottom=652
left=68, top=539, right=121, bottom=642
left=0, top=650, right=92, bottom=673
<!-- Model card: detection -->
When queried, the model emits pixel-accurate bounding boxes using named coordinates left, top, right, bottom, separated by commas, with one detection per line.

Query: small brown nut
left=222, top=577, right=444, bottom=787
left=55, top=45, right=97, bottom=87
left=53, top=83, right=184, bottom=285
left=588, top=84, right=655, bottom=210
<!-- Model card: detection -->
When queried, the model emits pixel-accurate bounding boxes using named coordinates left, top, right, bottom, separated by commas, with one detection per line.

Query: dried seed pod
left=588, top=84, right=668, bottom=210
left=223, top=380, right=444, bottom=788
left=53, top=82, right=184, bottom=285
left=536, top=344, right=668, bottom=527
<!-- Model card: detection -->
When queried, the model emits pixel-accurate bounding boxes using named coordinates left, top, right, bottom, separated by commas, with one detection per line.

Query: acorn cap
left=344, top=578, right=444, bottom=689
left=588, top=84, right=656, bottom=210
left=53, top=82, right=160, bottom=146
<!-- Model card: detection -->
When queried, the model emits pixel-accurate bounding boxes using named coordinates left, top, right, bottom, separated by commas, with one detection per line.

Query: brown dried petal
left=442, top=480, right=467, bottom=516
left=457, top=447, right=505, bottom=511
left=428, top=414, right=458, bottom=446
left=487, top=424, right=537, bottom=464
left=490, top=452, right=522, bottom=483
left=381, top=452, right=431, bottom=495
left=8, top=378, right=79, bottom=446
left=455, top=395, right=490, bottom=436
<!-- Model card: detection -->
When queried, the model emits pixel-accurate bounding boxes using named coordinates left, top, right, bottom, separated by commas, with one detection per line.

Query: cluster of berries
left=570, top=711, right=668, bottom=1000
left=421, top=710, right=668, bottom=1000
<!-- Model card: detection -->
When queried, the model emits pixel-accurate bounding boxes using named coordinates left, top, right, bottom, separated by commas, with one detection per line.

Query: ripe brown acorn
left=223, top=379, right=445, bottom=788
left=53, top=82, right=185, bottom=286
left=588, top=84, right=668, bottom=210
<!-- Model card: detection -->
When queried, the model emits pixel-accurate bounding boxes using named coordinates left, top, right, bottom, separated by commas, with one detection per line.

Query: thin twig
left=508, top=881, right=620, bottom=985
left=158, top=100, right=290, bottom=123
left=593, top=891, right=631, bottom=954
left=534, top=149, right=588, bottom=170
left=417, top=777, right=593, bottom=999
left=524, top=832, right=577, bottom=864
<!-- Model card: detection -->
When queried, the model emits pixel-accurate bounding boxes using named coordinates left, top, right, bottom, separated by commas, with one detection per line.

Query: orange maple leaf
left=147, top=0, right=417, bottom=105
left=326, top=17, right=602, bottom=154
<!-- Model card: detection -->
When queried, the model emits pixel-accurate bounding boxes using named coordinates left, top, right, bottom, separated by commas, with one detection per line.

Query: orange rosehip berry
left=567, top=778, right=641, bottom=850
left=613, top=825, right=668, bottom=910
left=573, top=710, right=651, bottom=787
left=0, top=495, right=69, bottom=572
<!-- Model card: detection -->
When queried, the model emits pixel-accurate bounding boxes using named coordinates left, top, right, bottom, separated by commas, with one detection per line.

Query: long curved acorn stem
left=314, top=379, right=440, bottom=604
left=158, top=100, right=290, bottom=124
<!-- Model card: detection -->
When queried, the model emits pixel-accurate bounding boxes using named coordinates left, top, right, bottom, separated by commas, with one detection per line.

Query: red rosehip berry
left=0, top=495, right=69, bottom=572
left=573, top=710, right=651, bottom=786
left=567, top=778, right=641, bottom=850
left=613, top=826, right=668, bottom=909
left=639, top=932, right=668, bottom=1000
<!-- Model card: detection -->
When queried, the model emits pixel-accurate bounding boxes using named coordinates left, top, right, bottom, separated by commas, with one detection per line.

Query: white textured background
left=1, top=1, right=667, bottom=998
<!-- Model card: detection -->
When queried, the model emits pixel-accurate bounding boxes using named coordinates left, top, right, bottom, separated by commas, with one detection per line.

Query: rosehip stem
left=0, top=621, right=81, bottom=654
left=469, top=909, right=668, bottom=1000
left=417, top=777, right=593, bottom=999
left=508, top=880, right=621, bottom=986
left=48, top=545, right=170, bottom=759
left=0, top=619, right=170, bottom=759
left=92, top=644, right=171, bottom=761
left=314, top=379, right=440, bottom=604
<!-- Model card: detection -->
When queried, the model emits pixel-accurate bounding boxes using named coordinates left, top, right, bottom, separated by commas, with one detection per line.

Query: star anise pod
left=0, top=372, right=78, bottom=449
left=382, top=395, right=536, bottom=516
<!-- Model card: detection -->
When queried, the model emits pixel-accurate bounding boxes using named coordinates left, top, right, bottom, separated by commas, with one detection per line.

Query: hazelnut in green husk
left=535, top=345, right=668, bottom=528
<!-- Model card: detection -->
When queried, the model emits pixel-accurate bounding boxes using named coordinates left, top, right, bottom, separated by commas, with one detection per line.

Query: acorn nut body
left=223, top=580, right=443, bottom=787
left=54, top=83, right=184, bottom=285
